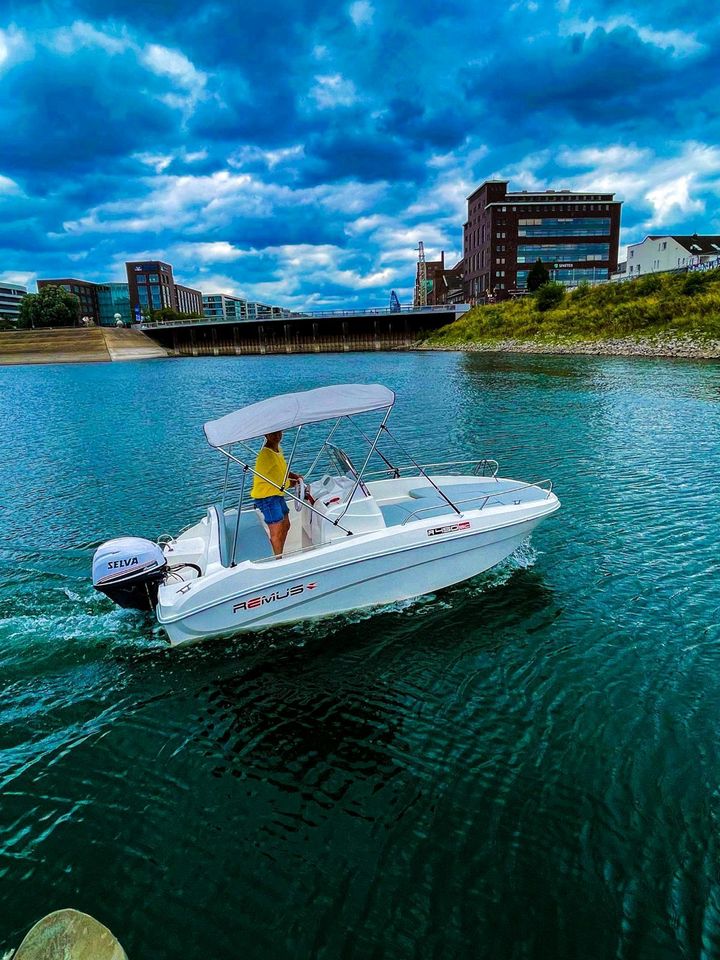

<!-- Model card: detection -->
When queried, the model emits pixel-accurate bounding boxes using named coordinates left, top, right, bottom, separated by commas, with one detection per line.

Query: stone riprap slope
left=425, top=267, right=720, bottom=358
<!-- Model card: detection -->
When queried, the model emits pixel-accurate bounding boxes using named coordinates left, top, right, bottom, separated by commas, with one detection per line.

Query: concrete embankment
left=0, top=327, right=168, bottom=365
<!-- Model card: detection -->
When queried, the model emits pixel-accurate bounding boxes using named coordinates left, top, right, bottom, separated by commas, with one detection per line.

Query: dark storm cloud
left=1, top=0, right=719, bottom=302
left=0, top=47, right=180, bottom=180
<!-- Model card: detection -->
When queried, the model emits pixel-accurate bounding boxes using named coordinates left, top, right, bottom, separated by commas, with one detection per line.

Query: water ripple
left=1, top=353, right=719, bottom=958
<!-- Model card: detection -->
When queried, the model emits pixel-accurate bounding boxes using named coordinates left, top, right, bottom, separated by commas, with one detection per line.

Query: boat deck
left=214, top=478, right=549, bottom=567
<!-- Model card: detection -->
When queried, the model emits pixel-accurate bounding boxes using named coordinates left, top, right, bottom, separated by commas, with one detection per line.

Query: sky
left=1, top=0, right=719, bottom=309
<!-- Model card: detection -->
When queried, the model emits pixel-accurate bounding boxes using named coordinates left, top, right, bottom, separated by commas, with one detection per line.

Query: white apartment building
left=202, top=293, right=249, bottom=322
left=0, top=280, right=27, bottom=323
left=203, top=294, right=297, bottom=323
left=627, top=235, right=720, bottom=276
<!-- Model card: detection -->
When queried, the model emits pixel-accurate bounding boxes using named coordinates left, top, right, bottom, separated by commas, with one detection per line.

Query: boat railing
left=248, top=478, right=555, bottom=562
left=400, top=478, right=554, bottom=525
left=363, top=458, right=499, bottom=481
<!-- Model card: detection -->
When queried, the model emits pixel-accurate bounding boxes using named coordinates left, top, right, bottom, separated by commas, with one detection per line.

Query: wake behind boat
left=92, top=383, right=560, bottom=645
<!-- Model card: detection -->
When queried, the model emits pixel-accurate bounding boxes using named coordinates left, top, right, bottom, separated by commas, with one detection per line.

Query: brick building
left=126, top=261, right=202, bottom=319
left=420, top=251, right=464, bottom=305
left=463, top=181, right=622, bottom=301
left=37, top=278, right=101, bottom=322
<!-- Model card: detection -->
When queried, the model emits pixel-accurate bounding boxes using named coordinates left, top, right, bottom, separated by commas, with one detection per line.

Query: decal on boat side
left=233, top=582, right=317, bottom=613
left=427, top=521, right=471, bottom=537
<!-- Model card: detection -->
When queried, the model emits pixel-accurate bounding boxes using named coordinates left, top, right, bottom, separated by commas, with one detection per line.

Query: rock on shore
left=417, top=335, right=720, bottom=360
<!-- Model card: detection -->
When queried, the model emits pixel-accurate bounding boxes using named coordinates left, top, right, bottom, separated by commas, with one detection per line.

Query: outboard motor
left=92, top=537, right=167, bottom=611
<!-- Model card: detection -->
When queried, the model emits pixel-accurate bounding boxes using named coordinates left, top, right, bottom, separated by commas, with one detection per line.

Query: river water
left=1, top=351, right=719, bottom=959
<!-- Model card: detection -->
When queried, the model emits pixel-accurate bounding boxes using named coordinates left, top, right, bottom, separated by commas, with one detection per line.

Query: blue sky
left=1, top=0, right=718, bottom=308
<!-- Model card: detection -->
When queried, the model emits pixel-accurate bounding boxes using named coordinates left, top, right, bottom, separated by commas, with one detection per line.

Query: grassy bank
left=424, top=268, right=720, bottom=353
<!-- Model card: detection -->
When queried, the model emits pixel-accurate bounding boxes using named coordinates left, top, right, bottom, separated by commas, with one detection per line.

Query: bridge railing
left=138, top=303, right=468, bottom=329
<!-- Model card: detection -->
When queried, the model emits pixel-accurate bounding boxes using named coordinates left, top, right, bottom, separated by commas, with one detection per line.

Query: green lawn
left=426, top=269, right=720, bottom=345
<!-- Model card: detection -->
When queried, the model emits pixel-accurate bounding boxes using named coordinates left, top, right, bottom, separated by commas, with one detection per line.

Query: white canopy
left=203, top=383, right=395, bottom=447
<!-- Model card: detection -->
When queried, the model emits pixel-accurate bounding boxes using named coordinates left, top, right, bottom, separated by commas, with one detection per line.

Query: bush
left=570, top=281, right=592, bottom=302
left=682, top=271, right=709, bottom=296
left=636, top=274, right=663, bottom=296
left=535, top=282, right=565, bottom=312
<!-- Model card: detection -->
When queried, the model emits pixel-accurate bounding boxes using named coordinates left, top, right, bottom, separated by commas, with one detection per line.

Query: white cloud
left=134, top=152, right=174, bottom=174
left=174, top=241, right=247, bottom=263
left=0, top=174, right=21, bottom=195
left=60, top=169, right=388, bottom=238
left=141, top=43, right=206, bottom=89
left=139, top=43, right=208, bottom=112
left=229, top=144, right=305, bottom=170
left=0, top=26, right=30, bottom=70
left=349, top=1, right=374, bottom=27
left=558, top=145, right=648, bottom=169
left=561, top=16, right=703, bottom=56
left=646, top=175, right=704, bottom=226
left=310, top=74, right=358, bottom=109
left=51, top=21, right=129, bottom=55
left=0, top=271, right=35, bottom=288
left=553, top=139, right=720, bottom=233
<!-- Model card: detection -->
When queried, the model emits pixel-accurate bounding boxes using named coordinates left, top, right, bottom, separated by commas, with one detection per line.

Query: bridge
left=139, top=303, right=469, bottom=357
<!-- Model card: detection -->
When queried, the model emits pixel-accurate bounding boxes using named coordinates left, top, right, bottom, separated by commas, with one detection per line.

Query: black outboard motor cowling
left=92, top=537, right=167, bottom=611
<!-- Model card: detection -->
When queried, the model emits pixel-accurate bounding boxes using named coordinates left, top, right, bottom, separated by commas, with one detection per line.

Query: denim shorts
left=254, top=495, right=289, bottom=525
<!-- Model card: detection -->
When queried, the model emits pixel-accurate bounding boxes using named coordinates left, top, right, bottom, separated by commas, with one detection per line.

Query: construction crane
left=414, top=241, right=427, bottom=307
left=389, top=290, right=401, bottom=312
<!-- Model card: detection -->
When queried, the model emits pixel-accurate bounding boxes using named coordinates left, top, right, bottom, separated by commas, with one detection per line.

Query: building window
left=149, top=274, right=159, bottom=283
left=518, top=217, right=611, bottom=237
left=136, top=274, right=146, bottom=282
left=516, top=242, right=610, bottom=263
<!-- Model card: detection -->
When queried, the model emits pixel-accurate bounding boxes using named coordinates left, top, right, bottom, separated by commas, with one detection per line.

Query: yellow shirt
left=251, top=445, right=289, bottom=499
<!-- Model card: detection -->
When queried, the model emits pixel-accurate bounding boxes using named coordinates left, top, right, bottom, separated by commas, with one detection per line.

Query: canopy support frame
left=218, top=444, right=355, bottom=537
left=381, top=425, right=461, bottom=516
left=335, top=407, right=393, bottom=524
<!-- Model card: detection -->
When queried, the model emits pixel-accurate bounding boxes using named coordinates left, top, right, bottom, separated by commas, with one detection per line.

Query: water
left=1, top=351, right=719, bottom=959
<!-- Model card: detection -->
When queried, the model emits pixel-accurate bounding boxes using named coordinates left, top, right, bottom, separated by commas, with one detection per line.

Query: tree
left=145, top=307, right=204, bottom=324
left=17, top=286, right=81, bottom=329
left=536, top=282, right=565, bottom=312
left=527, top=258, right=550, bottom=292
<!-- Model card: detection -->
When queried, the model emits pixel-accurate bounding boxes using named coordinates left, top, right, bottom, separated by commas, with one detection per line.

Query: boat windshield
left=325, top=443, right=370, bottom=496
left=325, top=442, right=359, bottom=478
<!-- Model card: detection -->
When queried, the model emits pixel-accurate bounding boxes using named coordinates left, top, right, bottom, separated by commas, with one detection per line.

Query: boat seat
left=403, top=486, right=508, bottom=516
left=408, top=482, right=499, bottom=501
left=217, top=507, right=274, bottom=565
left=380, top=499, right=456, bottom=528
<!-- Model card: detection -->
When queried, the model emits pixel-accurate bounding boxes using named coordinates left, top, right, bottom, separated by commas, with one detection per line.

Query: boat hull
left=157, top=509, right=553, bottom=646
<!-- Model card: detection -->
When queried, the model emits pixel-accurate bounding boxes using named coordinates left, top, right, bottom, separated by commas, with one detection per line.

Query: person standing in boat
left=251, top=431, right=302, bottom=556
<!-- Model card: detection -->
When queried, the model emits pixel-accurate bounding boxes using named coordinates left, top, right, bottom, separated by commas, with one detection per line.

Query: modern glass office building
left=97, top=283, right=132, bottom=325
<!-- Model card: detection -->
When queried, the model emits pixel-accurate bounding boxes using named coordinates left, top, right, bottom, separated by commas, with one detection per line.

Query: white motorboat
left=92, top=384, right=560, bottom=646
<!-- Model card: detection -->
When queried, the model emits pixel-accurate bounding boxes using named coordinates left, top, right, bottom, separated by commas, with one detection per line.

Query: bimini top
left=203, top=383, right=395, bottom=447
